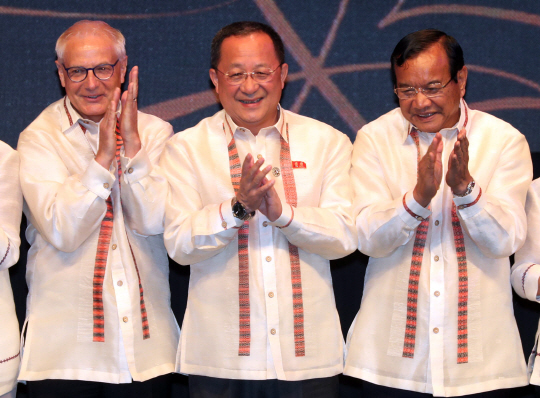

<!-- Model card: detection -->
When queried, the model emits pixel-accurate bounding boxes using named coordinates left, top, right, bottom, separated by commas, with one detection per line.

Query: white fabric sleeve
left=352, top=128, right=428, bottom=258
left=120, top=119, right=174, bottom=236
left=512, top=178, right=540, bottom=302
left=0, top=143, right=22, bottom=271
left=18, top=130, right=111, bottom=253
left=456, top=133, right=532, bottom=258
left=268, top=132, right=357, bottom=260
left=161, top=137, right=243, bottom=266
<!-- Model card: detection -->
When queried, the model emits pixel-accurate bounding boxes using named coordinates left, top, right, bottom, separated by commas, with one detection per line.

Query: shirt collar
left=223, top=104, right=288, bottom=143
left=63, top=96, right=101, bottom=134
left=403, top=98, right=468, bottom=142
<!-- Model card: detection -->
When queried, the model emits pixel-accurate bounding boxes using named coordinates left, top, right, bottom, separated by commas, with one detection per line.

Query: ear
left=119, top=56, right=128, bottom=84
left=55, top=60, right=66, bottom=88
left=209, top=68, right=219, bottom=94
left=280, top=63, right=288, bottom=89
left=457, top=66, right=467, bottom=98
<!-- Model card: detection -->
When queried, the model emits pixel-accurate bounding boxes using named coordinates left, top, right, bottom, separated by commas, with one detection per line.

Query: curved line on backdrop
left=379, top=3, right=540, bottom=28
left=140, top=63, right=540, bottom=122
left=0, top=1, right=239, bottom=19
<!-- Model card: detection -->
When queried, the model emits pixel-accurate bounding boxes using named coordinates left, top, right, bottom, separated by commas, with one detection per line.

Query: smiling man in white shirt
left=17, top=20, right=179, bottom=398
left=160, top=21, right=356, bottom=398
left=344, top=29, right=531, bottom=397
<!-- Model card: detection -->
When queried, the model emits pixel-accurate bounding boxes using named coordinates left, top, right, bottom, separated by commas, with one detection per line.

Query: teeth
left=240, top=98, right=261, bottom=104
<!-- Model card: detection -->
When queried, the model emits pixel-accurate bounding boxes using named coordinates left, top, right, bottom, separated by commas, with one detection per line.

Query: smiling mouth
left=239, top=98, right=262, bottom=104
left=416, top=112, right=436, bottom=119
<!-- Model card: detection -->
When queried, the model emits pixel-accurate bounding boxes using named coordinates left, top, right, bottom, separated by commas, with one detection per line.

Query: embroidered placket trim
left=403, top=105, right=472, bottom=363
left=65, top=97, right=150, bottom=341
left=224, top=115, right=306, bottom=357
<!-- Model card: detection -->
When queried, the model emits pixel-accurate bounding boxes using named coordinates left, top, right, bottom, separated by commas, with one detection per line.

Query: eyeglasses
left=394, top=76, right=455, bottom=100
left=63, top=59, right=119, bottom=83
left=217, top=64, right=283, bottom=85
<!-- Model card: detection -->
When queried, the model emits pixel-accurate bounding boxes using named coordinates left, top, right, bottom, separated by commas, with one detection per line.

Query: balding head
left=56, top=20, right=126, bottom=62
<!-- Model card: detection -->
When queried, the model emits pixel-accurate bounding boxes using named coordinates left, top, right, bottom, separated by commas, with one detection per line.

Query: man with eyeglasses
left=17, top=20, right=179, bottom=398
left=159, top=21, right=356, bottom=398
left=344, top=29, right=531, bottom=397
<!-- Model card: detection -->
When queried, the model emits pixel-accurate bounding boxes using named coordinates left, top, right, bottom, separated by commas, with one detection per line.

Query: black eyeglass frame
left=62, top=59, right=120, bottom=83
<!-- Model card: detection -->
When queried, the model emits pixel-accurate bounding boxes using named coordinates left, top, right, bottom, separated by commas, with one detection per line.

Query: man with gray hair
left=17, top=20, right=179, bottom=397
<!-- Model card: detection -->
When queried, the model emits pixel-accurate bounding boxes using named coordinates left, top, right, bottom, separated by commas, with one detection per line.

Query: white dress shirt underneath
left=18, top=97, right=179, bottom=384
left=162, top=108, right=357, bottom=381
left=345, top=101, right=531, bottom=397
left=512, top=178, right=540, bottom=386
left=0, top=142, right=22, bottom=396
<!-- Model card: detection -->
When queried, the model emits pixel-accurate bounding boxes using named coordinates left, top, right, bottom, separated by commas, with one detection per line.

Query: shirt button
left=117, top=280, right=123, bottom=287
left=221, top=221, right=227, bottom=228
left=434, top=291, right=440, bottom=297
left=257, top=154, right=263, bottom=159
left=458, top=205, right=465, bottom=210
left=270, top=328, right=276, bottom=335
left=103, top=183, right=109, bottom=189
left=128, top=167, right=134, bottom=174
left=416, top=216, right=423, bottom=221
left=434, top=255, right=439, bottom=262
left=433, top=327, right=439, bottom=334
left=268, top=292, right=274, bottom=298
left=262, top=221, right=269, bottom=227
left=435, top=220, right=440, bottom=226
left=123, top=316, right=128, bottom=323
left=112, top=244, right=117, bottom=250
left=266, top=256, right=272, bottom=262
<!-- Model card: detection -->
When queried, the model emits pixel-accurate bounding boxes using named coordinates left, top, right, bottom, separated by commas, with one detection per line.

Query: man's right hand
left=413, top=132, right=443, bottom=208
left=95, top=87, right=121, bottom=170
left=235, top=154, right=275, bottom=212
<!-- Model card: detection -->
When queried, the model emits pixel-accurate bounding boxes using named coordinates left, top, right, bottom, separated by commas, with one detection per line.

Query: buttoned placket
left=108, top=170, right=137, bottom=378
left=425, top=128, right=459, bottom=396
left=234, top=123, right=287, bottom=379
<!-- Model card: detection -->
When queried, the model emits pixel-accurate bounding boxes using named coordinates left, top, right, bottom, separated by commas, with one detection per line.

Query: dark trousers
left=26, top=374, right=172, bottom=398
left=363, top=380, right=521, bottom=398
left=189, top=375, right=339, bottom=398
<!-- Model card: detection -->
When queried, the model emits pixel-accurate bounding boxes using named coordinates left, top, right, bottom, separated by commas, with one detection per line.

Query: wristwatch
left=232, top=200, right=255, bottom=221
left=453, top=179, right=475, bottom=197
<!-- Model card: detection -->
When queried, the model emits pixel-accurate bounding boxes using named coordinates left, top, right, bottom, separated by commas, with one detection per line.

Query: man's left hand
left=258, top=178, right=282, bottom=222
left=446, top=128, right=473, bottom=195
left=119, top=66, right=141, bottom=158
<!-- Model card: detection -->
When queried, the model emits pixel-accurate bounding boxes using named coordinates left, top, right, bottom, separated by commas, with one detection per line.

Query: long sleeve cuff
left=399, top=191, right=431, bottom=227
left=453, top=182, right=484, bottom=219
left=520, top=263, right=540, bottom=302
left=269, top=203, right=294, bottom=229
left=219, top=199, right=245, bottom=230
left=0, top=228, right=10, bottom=271
left=79, top=159, right=115, bottom=200
left=120, top=146, right=151, bottom=184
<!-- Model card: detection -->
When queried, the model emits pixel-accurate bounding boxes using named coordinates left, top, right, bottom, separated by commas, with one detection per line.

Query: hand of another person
left=413, top=132, right=443, bottom=207
left=446, top=128, right=472, bottom=195
left=120, top=66, right=141, bottom=158
left=95, top=87, right=121, bottom=169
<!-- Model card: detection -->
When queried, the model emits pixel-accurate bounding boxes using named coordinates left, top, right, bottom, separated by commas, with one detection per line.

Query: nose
left=240, top=74, right=259, bottom=94
left=412, top=91, right=431, bottom=109
left=84, top=70, right=100, bottom=90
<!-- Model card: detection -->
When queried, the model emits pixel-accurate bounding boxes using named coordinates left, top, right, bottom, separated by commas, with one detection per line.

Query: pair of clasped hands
left=413, top=130, right=473, bottom=208
left=236, top=154, right=283, bottom=223
left=95, top=67, right=141, bottom=170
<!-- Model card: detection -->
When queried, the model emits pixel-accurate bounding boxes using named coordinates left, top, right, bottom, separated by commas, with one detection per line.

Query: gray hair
left=56, top=20, right=126, bottom=62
